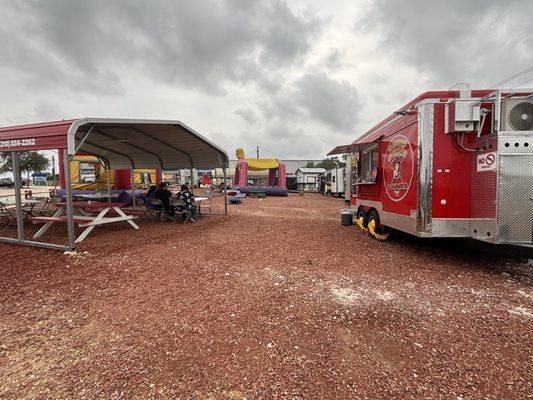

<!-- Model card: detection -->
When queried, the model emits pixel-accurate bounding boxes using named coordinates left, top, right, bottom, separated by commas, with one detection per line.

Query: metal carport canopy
left=69, top=118, right=229, bottom=169
left=0, top=118, right=229, bottom=168
left=0, top=117, right=231, bottom=252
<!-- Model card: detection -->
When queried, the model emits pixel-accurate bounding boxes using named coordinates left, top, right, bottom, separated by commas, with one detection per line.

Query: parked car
left=0, top=178, right=14, bottom=188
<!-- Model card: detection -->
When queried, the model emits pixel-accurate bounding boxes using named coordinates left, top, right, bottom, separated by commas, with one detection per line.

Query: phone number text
left=0, top=138, right=37, bottom=148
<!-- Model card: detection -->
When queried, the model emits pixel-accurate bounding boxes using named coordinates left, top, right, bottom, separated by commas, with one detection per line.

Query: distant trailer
left=329, top=85, right=533, bottom=248
left=322, top=167, right=345, bottom=197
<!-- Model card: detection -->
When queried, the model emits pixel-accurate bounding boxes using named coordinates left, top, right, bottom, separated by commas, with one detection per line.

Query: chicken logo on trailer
left=383, top=134, right=414, bottom=201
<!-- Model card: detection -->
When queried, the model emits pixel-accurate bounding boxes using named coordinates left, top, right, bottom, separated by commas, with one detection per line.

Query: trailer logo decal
left=384, top=135, right=413, bottom=201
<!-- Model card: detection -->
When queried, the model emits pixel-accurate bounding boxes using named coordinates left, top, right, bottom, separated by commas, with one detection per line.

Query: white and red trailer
left=330, top=86, right=533, bottom=248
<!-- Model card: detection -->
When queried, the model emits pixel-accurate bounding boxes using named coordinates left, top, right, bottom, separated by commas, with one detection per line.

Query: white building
left=295, top=167, right=326, bottom=191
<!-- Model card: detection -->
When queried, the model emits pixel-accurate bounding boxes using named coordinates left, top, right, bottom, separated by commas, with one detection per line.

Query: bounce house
left=234, top=148, right=288, bottom=196
left=68, top=155, right=158, bottom=190
left=55, top=154, right=160, bottom=205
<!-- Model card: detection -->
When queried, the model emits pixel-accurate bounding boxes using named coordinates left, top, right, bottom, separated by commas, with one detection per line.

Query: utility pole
left=256, top=145, right=259, bottom=158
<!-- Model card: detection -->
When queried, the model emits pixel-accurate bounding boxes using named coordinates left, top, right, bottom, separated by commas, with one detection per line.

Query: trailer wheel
left=355, top=207, right=368, bottom=232
left=367, top=210, right=390, bottom=241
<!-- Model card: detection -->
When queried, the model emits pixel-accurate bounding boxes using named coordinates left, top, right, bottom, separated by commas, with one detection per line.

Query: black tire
left=368, top=209, right=388, bottom=235
left=356, top=207, right=367, bottom=227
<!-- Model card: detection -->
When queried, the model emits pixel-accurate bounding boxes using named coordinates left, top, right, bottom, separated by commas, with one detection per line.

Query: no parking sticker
left=476, top=151, right=497, bottom=172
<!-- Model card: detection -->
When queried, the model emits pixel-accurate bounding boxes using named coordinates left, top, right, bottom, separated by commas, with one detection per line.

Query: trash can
left=340, top=209, right=353, bottom=226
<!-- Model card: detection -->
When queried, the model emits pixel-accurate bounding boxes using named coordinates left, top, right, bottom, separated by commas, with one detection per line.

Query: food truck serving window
left=360, top=145, right=378, bottom=183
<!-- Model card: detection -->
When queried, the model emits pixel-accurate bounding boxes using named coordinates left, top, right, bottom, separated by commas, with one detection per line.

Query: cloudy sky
left=1, top=0, right=532, bottom=160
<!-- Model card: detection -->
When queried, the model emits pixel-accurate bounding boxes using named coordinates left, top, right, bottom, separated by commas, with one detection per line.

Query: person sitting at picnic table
left=154, top=182, right=175, bottom=219
left=144, top=185, right=157, bottom=209
left=176, top=184, right=197, bottom=222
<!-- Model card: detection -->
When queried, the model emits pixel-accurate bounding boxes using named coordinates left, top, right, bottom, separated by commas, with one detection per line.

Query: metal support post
left=130, top=167, right=136, bottom=209
left=190, top=166, right=194, bottom=193
left=106, top=163, right=111, bottom=202
left=223, top=165, right=228, bottom=215
left=11, top=152, right=25, bottom=241
left=63, top=149, right=75, bottom=251
left=52, top=155, right=56, bottom=188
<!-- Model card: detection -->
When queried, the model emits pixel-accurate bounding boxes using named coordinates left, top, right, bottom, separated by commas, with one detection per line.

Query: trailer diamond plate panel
left=497, top=152, right=533, bottom=244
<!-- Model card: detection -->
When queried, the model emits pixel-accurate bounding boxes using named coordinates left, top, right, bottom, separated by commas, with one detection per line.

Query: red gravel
left=0, top=194, right=531, bottom=399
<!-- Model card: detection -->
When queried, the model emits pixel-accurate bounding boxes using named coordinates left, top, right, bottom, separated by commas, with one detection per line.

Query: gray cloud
left=0, top=0, right=321, bottom=94
left=362, top=0, right=533, bottom=87
left=235, top=108, right=261, bottom=125
left=258, top=72, right=360, bottom=131
left=2, top=0, right=530, bottom=161
left=295, top=73, right=360, bottom=130
left=232, top=123, right=325, bottom=159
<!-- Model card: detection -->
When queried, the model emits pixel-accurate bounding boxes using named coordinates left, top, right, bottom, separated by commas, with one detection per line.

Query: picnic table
left=30, top=201, right=139, bottom=243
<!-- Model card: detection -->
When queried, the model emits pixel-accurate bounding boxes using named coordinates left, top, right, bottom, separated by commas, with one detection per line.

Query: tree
left=304, top=161, right=316, bottom=168
left=0, top=151, right=50, bottom=178
left=314, top=156, right=346, bottom=170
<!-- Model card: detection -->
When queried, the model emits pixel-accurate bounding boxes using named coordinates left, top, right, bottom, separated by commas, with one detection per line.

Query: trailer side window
left=360, top=146, right=378, bottom=183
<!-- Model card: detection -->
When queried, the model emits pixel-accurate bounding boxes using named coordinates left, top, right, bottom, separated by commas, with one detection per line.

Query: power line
left=262, top=147, right=288, bottom=159
left=510, top=76, right=533, bottom=89
left=490, top=65, right=533, bottom=88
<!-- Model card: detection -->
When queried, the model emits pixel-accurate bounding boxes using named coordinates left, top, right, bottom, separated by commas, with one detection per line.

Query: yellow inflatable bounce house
left=70, top=155, right=157, bottom=190
left=234, top=148, right=287, bottom=196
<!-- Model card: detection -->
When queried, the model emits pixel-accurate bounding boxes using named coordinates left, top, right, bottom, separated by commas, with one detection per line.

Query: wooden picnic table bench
left=30, top=201, right=139, bottom=243
left=29, top=215, right=95, bottom=223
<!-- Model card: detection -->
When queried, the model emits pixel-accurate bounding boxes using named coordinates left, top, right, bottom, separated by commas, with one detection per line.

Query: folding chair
left=149, top=199, right=166, bottom=222
left=27, top=197, right=52, bottom=216
left=172, top=199, right=193, bottom=223
left=201, top=189, right=212, bottom=216
left=0, top=201, right=17, bottom=231
left=38, top=196, right=62, bottom=216
left=130, top=198, right=158, bottom=221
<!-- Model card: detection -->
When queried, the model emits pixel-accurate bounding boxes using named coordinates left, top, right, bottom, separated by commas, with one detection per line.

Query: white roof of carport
left=68, top=118, right=229, bottom=170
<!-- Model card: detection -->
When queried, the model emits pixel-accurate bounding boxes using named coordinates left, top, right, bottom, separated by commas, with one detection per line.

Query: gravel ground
left=0, top=194, right=531, bottom=399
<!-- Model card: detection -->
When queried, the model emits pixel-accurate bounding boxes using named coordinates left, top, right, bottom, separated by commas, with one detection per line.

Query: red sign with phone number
left=0, top=138, right=37, bottom=149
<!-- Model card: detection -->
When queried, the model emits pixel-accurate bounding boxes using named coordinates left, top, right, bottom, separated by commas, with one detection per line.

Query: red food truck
left=329, top=85, right=533, bottom=247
